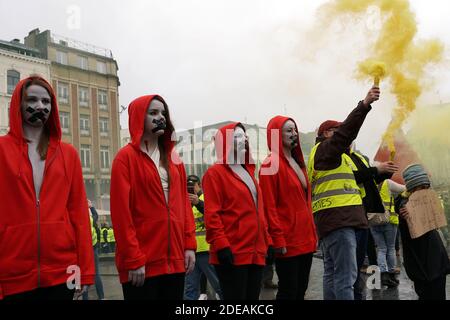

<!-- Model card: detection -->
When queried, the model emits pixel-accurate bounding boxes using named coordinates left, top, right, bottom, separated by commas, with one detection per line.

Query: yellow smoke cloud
left=321, top=0, right=444, bottom=154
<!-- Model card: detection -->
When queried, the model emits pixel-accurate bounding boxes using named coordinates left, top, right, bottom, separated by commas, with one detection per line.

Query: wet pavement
left=86, top=254, right=450, bottom=300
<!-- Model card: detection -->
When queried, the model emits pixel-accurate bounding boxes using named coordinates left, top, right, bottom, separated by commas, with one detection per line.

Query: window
left=78, top=56, right=88, bottom=70
left=79, top=87, right=89, bottom=107
left=100, top=146, right=110, bottom=169
left=58, top=83, right=69, bottom=104
left=59, top=112, right=70, bottom=134
left=56, top=51, right=68, bottom=65
left=80, top=115, right=90, bottom=136
left=98, top=90, right=108, bottom=110
left=7, top=70, right=20, bottom=94
left=99, top=117, right=109, bottom=136
left=80, top=145, right=91, bottom=169
left=97, top=61, right=107, bottom=74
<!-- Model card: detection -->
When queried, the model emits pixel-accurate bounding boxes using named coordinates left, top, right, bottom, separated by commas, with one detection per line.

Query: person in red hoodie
left=0, top=76, right=94, bottom=300
left=110, top=95, right=196, bottom=300
left=202, top=123, right=273, bottom=300
left=259, top=116, right=317, bottom=300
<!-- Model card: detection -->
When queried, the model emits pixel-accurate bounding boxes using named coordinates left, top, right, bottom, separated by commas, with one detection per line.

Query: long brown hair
left=21, top=76, right=54, bottom=160
left=154, top=96, right=175, bottom=170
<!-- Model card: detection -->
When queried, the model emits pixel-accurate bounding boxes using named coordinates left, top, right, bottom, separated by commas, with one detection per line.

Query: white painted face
left=233, top=126, right=248, bottom=163
left=21, top=85, right=52, bottom=127
left=282, top=120, right=298, bottom=150
left=144, top=99, right=167, bottom=137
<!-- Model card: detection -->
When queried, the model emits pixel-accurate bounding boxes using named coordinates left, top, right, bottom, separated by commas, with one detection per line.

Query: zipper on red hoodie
left=25, top=143, right=58, bottom=288
left=141, top=150, right=172, bottom=273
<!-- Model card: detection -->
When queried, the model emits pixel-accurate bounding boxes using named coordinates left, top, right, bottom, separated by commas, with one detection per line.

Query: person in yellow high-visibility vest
left=184, top=175, right=223, bottom=300
left=107, top=226, right=116, bottom=253
left=307, top=86, right=381, bottom=300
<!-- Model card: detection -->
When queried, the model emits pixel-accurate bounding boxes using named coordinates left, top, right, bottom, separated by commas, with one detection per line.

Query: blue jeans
left=82, top=245, right=104, bottom=300
left=321, top=227, right=358, bottom=300
left=370, top=223, right=398, bottom=273
left=184, top=252, right=223, bottom=300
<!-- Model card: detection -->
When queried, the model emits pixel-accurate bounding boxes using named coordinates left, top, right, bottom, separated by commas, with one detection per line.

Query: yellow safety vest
left=90, top=215, right=98, bottom=247
left=101, top=228, right=108, bottom=243
left=107, top=228, right=115, bottom=243
left=379, top=180, right=398, bottom=225
left=193, top=194, right=209, bottom=253
left=307, top=143, right=363, bottom=214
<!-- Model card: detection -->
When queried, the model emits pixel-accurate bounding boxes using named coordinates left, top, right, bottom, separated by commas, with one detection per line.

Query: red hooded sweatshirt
left=259, top=116, right=317, bottom=258
left=202, top=123, right=272, bottom=266
left=0, top=77, right=94, bottom=299
left=110, top=95, right=196, bottom=283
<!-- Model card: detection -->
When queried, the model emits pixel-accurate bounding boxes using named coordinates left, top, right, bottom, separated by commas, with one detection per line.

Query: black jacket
left=350, top=152, right=392, bottom=214
left=395, top=194, right=450, bottom=282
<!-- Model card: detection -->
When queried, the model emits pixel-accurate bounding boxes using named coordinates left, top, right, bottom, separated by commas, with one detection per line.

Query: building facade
left=25, top=29, right=120, bottom=210
left=0, top=39, right=51, bottom=136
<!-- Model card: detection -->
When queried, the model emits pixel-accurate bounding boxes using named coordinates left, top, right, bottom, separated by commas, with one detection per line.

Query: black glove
left=266, top=246, right=275, bottom=265
left=217, top=247, right=234, bottom=266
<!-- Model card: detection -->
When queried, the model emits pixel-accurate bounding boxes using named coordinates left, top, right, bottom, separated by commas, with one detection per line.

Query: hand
left=73, top=285, right=89, bottom=300
left=217, top=247, right=234, bottom=266
left=275, top=247, right=287, bottom=255
left=185, top=250, right=196, bottom=275
left=188, top=194, right=199, bottom=206
left=266, top=246, right=275, bottom=265
left=375, top=161, right=399, bottom=175
left=363, top=86, right=381, bottom=107
left=128, top=266, right=146, bottom=287
left=399, top=207, right=410, bottom=219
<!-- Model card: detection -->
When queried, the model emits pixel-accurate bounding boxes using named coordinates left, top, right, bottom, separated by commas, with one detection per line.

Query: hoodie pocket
left=40, top=222, right=77, bottom=270
left=0, top=224, right=36, bottom=280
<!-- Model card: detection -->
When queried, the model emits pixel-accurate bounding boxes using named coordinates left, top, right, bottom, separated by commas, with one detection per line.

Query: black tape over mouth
left=152, top=119, right=167, bottom=133
left=26, top=107, right=49, bottom=123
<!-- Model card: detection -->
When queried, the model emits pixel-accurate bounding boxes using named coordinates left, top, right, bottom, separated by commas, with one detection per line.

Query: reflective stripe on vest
left=307, top=143, right=363, bottom=214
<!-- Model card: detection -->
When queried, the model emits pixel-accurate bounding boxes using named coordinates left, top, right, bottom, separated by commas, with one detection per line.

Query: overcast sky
left=2, top=0, right=449, bottom=158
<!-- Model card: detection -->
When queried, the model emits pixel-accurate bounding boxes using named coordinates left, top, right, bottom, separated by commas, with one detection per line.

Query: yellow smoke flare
left=322, top=0, right=445, bottom=155
left=358, top=60, right=386, bottom=86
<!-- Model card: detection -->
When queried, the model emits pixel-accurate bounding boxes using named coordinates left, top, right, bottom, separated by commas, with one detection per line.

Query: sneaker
left=198, top=294, right=208, bottom=300
left=393, top=267, right=401, bottom=274
left=389, top=273, right=400, bottom=285
left=381, top=272, right=398, bottom=288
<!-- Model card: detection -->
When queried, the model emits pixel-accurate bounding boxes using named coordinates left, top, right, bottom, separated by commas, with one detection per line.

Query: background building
left=24, top=29, right=120, bottom=210
left=175, top=121, right=316, bottom=179
left=0, top=38, right=51, bottom=135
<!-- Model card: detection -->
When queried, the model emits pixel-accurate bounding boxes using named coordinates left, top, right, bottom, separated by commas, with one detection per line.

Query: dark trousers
left=395, top=227, right=400, bottom=251
left=3, top=284, right=74, bottom=301
left=275, top=253, right=313, bottom=300
left=200, top=273, right=207, bottom=294
left=414, top=276, right=447, bottom=300
left=215, top=264, right=264, bottom=300
left=262, top=263, right=274, bottom=284
left=122, top=273, right=185, bottom=300
left=354, top=228, right=369, bottom=300
left=367, top=229, right=378, bottom=266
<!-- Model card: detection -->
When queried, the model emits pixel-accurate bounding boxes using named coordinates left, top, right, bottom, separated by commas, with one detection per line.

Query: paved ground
left=84, top=254, right=450, bottom=300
